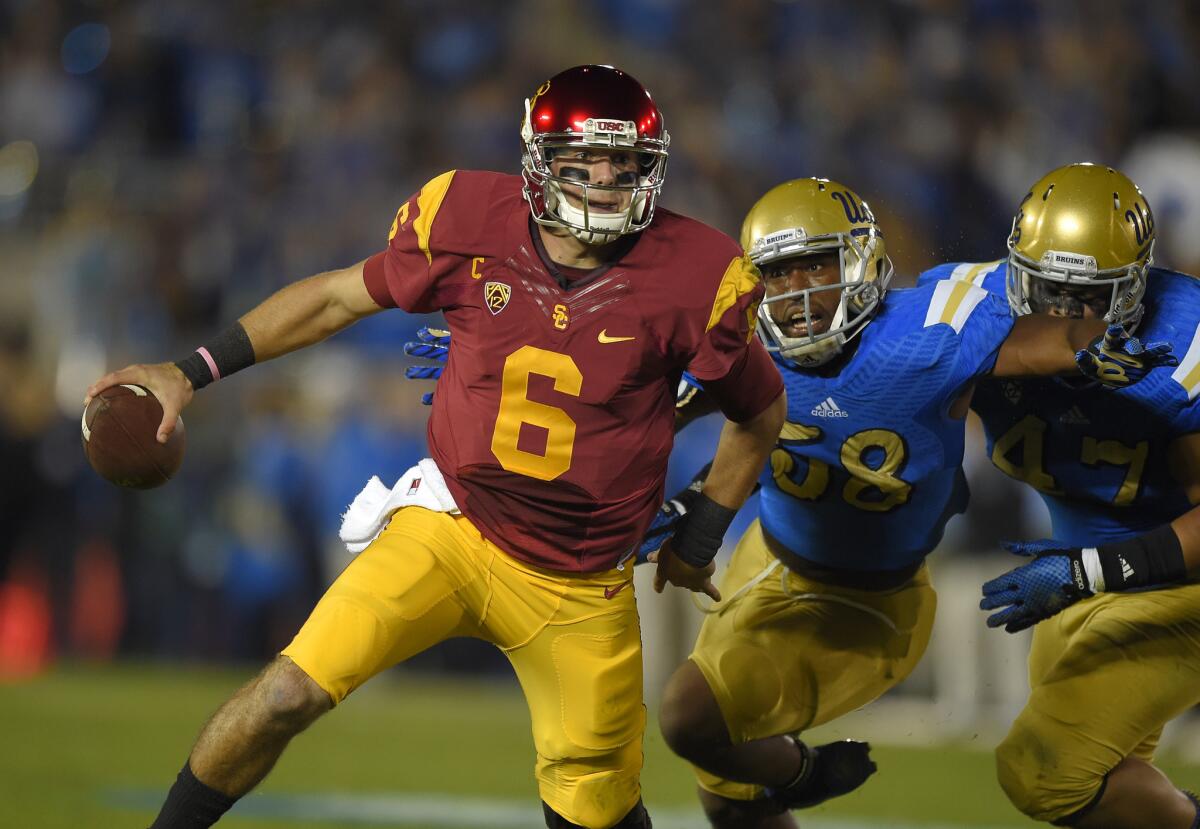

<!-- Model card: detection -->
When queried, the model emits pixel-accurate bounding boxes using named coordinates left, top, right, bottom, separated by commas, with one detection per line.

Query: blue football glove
left=1075, top=324, right=1177, bottom=388
left=403, top=327, right=450, bottom=405
left=636, top=463, right=711, bottom=565
left=979, top=539, right=1094, bottom=633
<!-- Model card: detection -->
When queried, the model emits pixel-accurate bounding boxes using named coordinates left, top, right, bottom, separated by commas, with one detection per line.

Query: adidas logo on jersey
left=1058, top=406, right=1090, bottom=425
left=811, top=397, right=849, bottom=418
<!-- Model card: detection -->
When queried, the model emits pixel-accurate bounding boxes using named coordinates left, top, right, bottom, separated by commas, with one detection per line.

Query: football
left=81, top=384, right=186, bottom=489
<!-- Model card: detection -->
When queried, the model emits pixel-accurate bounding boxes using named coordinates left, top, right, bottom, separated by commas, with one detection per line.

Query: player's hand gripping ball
left=81, top=384, right=186, bottom=489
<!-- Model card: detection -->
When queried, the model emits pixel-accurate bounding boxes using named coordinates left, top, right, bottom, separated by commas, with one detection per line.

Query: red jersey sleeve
left=363, top=170, right=461, bottom=313
left=702, top=339, right=783, bottom=422
left=684, top=253, right=782, bottom=422
left=688, top=254, right=765, bottom=379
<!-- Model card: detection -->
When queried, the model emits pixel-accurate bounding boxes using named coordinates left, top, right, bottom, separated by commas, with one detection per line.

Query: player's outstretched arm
left=991, top=315, right=1176, bottom=386
left=653, top=389, right=786, bottom=600
left=86, top=258, right=385, bottom=442
left=990, top=314, right=1105, bottom=377
left=238, top=258, right=385, bottom=361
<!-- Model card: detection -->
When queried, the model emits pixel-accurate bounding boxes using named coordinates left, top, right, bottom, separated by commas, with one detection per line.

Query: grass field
left=3, top=663, right=1197, bottom=829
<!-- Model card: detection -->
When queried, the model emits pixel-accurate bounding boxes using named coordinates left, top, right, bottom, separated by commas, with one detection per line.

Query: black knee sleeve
left=542, top=799, right=651, bottom=829
left=1050, top=774, right=1108, bottom=826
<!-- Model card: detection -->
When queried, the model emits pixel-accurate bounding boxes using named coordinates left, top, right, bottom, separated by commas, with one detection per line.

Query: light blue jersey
left=919, top=262, right=1200, bottom=546
left=760, top=281, right=1014, bottom=571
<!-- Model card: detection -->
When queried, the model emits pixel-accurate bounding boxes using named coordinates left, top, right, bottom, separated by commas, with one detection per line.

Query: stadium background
left=3, top=1, right=1200, bottom=826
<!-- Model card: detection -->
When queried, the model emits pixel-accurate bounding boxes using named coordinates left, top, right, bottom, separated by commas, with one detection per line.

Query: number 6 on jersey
left=491, top=346, right=583, bottom=481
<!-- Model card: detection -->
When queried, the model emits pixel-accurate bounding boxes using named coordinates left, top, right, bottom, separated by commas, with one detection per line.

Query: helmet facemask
left=521, top=99, right=669, bottom=245
left=754, top=229, right=893, bottom=368
left=1005, top=238, right=1151, bottom=330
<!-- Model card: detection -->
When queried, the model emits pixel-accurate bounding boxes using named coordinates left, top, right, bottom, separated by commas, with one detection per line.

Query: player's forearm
left=991, top=315, right=1107, bottom=377
left=701, top=391, right=785, bottom=509
left=239, top=261, right=383, bottom=362
left=1170, top=506, right=1200, bottom=575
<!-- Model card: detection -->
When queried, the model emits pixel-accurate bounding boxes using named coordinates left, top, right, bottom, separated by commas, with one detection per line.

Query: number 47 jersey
left=363, top=170, right=776, bottom=573
left=919, top=262, right=1200, bottom=546
left=760, top=281, right=1014, bottom=572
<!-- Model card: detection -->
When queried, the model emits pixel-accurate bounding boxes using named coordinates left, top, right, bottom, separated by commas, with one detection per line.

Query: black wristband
left=1095, top=524, right=1186, bottom=591
left=672, top=492, right=738, bottom=568
left=174, top=322, right=256, bottom=390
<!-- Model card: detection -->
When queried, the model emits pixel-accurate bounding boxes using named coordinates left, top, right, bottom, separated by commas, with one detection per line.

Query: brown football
left=81, top=384, right=186, bottom=489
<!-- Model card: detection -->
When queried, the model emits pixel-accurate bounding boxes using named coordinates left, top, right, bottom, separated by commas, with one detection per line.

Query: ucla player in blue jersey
left=647, top=177, right=1175, bottom=829
left=920, top=163, right=1200, bottom=829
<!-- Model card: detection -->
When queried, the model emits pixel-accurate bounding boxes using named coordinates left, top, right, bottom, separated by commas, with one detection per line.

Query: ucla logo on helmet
left=831, top=190, right=875, bottom=224
left=485, top=281, right=511, bottom=315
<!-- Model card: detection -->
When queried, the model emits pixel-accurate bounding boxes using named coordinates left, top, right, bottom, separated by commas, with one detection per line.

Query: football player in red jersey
left=85, top=65, right=785, bottom=829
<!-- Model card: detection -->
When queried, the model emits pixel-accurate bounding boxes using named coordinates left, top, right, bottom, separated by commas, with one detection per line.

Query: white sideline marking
left=109, top=789, right=1026, bottom=829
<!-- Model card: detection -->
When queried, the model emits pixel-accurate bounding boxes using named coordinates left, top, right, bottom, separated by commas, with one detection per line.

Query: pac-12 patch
left=485, top=281, right=511, bottom=315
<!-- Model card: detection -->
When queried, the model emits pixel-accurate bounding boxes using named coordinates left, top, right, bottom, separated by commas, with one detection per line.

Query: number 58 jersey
left=364, top=170, right=778, bottom=573
left=760, top=282, right=1014, bottom=572
left=920, top=262, right=1200, bottom=547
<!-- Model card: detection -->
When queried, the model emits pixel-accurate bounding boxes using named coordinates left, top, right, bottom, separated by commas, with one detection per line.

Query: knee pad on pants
left=995, top=730, right=1104, bottom=823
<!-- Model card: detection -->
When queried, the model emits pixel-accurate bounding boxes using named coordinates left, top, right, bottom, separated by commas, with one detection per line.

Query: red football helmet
left=521, top=65, right=670, bottom=244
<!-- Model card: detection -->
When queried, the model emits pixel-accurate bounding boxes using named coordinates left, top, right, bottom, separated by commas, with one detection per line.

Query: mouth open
left=777, top=306, right=822, bottom=338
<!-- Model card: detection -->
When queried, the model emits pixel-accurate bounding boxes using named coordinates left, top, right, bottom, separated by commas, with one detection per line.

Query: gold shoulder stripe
left=949, top=260, right=1003, bottom=285
left=1171, top=321, right=1200, bottom=400
left=413, top=170, right=457, bottom=265
left=923, top=278, right=988, bottom=334
left=706, top=255, right=761, bottom=333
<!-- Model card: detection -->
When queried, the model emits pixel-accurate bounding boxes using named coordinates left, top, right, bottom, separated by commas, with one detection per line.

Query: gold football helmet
left=1007, top=163, right=1155, bottom=328
left=740, top=178, right=893, bottom=367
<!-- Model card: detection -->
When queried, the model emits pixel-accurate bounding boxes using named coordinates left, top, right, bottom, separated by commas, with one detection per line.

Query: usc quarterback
left=922, top=163, right=1200, bottom=828
left=652, top=178, right=1174, bottom=829
left=84, top=65, right=786, bottom=829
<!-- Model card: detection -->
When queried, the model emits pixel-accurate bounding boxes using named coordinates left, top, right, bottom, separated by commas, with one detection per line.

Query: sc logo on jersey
left=552, top=303, right=569, bottom=330
left=485, top=281, right=511, bottom=315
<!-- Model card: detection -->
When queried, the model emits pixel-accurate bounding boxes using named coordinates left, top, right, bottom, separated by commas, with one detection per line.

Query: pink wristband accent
left=196, top=347, right=221, bottom=381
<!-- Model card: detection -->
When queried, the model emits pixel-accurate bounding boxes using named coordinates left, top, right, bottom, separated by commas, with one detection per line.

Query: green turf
left=1, top=663, right=1196, bottom=828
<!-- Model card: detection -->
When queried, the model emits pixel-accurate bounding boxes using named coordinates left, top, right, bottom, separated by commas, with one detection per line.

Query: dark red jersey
left=364, top=170, right=778, bottom=572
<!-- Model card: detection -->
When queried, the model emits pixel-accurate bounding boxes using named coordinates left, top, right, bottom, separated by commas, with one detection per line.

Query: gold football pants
left=688, top=520, right=937, bottom=800
left=995, top=584, right=1200, bottom=822
left=282, top=507, right=644, bottom=829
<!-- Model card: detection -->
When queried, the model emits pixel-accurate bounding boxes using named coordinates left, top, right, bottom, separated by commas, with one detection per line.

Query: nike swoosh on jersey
left=598, top=329, right=636, bottom=343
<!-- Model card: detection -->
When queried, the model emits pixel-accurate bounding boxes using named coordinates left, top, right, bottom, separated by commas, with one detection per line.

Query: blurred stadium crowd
left=2, top=0, right=1200, bottom=671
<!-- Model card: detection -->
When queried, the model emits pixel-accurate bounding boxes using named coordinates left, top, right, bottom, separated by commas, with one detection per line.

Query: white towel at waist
left=338, top=458, right=460, bottom=554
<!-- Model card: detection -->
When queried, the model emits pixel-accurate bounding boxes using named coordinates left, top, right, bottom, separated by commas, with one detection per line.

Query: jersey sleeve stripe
left=924, top=279, right=988, bottom=334
left=949, top=260, right=1003, bottom=285
left=412, top=170, right=457, bottom=265
left=706, top=255, right=761, bottom=333
left=1170, top=321, right=1200, bottom=400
